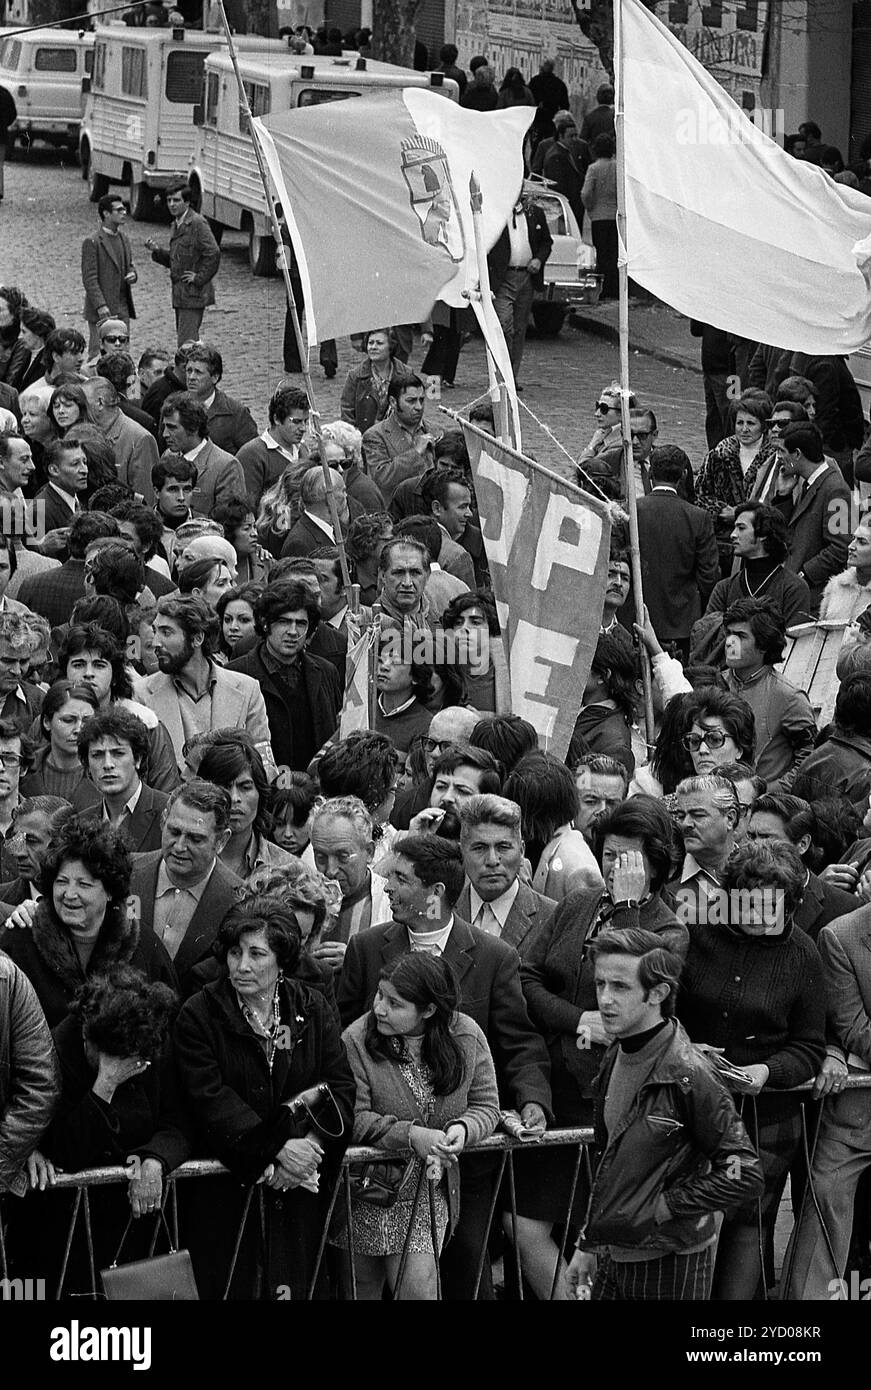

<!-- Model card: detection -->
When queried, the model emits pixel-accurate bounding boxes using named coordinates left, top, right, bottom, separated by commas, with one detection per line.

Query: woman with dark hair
left=340, top=328, right=413, bottom=435
left=315, top=731, right=400, bottom=868
left=216, top=583, right=262, bottom=662
left=637, top=685, right=756, bottom=800
left=213, top=498, right=272, bottom=585
left=515, top=796, right=687, bottom=1297
left=174, top=895, right=356, bottom=1299
left=496, top=66, right=534, bottom=108
left=346, top=511, right=394, bottom=606
left=581, top=133, right=618, bottom=298
left=503, top=751, right=603, bottom=900
left=374, top=629, right=437, bottom=755
left=696, top=389, right=779, bottom=577
left=569, top=628, right=639, bottom=773
left=20, top=965, right=189, bottom=1293
left=197, top=730, right=295, bottom=881
left=678, top=840, right=826, bottom=1299
left=17, top=306, right=56, bottom=393
left=0, top=285, right=28, bottom=388
left=338, top=952, right=499, bottom=1300
left=442, top=590, right=509, bottom=714
left=48, top=382, right=88, bottom=437
left=272, top=772, right=319, bottom=856
left=0, top=815, right=176, bottom=1027
left=21, top=680, right=101, bottom=805
left=176, top=556, right=234, bottom=609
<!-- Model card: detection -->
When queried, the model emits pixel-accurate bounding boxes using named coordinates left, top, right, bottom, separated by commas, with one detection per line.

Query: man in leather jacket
left=566, top=925, right=763, bottom=1301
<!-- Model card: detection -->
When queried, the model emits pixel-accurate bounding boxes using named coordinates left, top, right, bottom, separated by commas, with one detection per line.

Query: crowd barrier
left=1, top=1078, right=869, bottom=1301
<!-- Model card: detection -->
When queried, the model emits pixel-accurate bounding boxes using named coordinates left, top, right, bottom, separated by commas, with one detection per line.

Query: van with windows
left=78, top=26, right=284, bottom=220
left=0, top=26, right=94, bottom=152
left=188, top=52, right=459, bottom=275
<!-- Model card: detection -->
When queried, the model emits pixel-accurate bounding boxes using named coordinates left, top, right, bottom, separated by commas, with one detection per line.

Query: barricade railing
left=2, top=1078, right=870, bottom=1301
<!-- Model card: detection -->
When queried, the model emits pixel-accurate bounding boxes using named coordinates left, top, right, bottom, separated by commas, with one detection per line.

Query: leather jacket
left=578, top=1019, right=763, bottom=1253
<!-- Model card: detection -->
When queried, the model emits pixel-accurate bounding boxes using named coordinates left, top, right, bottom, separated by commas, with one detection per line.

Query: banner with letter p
left=460, top=420, right=611, bottom=761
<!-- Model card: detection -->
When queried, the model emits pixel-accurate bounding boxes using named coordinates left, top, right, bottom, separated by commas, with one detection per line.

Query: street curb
left=568, top=308, right=703, bottom=377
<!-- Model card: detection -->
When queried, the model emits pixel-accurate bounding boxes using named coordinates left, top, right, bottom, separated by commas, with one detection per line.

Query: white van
left=78, top=25, right=285, bottom=219
left=188, top=52, right=459, bottom=275
left=0, top=26, right=94, bottom=152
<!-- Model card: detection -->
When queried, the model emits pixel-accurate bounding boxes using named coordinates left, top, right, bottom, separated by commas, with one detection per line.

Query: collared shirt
left=49, top=481, right=80, bottom=514
left=406, top=914, right=454, bottom=955
left=102, top=779, right=143, bottom=826
left=507, top=206, right=533, bottom=268
left=184, top=438, right=208, bottom=463
left=202, top=392, right=216, bottom=411
left=153, top=858, right=216, bottom=960
left=172, top=662, right=218, bottom=748
left=1, top=686, right=30, bottom=721
left=804, top=461, right=829, bottom=491
left=469, top=878, right=520, bottom=936
left=328, top=606, right=348, bottom=630
left=674, top=853, right=723, bottom=928
left=261, top=428, right=299, bottom=465
left=303, top=510, right=335, bottom=542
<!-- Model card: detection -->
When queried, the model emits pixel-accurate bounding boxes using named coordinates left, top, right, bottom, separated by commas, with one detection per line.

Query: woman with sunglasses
left=577, top=381, right=636, bottom=467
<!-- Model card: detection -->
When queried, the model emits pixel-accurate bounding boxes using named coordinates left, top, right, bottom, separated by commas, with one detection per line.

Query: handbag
left=101, top=1209, right=199, bottom=1302
left=285, top=1082, right=346, bottom=1140
left=347, top=1155, right=418, bottom=1208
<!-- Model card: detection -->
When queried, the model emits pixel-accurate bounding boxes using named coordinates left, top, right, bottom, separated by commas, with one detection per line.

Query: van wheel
left=87, top=159, right=109, bottom=202
left=531, top=303, right=566, bottom=337
left=128, top=176, right=153, bottom=221
left=249, top=227, right=274, bottom=277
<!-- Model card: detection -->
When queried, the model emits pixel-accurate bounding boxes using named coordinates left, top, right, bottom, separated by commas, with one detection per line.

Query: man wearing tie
left=487, top=196, right=552, bottom=387
left=128, top=781, right=242, bottom=994
left=456, top=794, right=556, bottom=959
left=33, top=439, right=89, bottom=535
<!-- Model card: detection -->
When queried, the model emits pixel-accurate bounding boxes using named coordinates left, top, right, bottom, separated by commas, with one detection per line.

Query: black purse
left=101, top=1209, right=198, bottom=1302
left=347, top=1155, right=418, bottom=1208
left=285, top=1082, right=346, bottom=1139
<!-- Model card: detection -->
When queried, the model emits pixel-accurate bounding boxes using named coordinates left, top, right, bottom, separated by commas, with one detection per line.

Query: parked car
left=523, top=176, right=603, bottom=336
left=0, top=25, right=94, bottom=153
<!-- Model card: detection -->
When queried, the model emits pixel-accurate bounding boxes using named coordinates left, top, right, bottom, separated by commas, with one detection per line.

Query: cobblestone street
left=1, top=147, right=707, bottom=476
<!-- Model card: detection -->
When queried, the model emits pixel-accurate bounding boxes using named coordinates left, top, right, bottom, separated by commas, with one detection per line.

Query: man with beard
left=144, top=594, right=273, bottom=775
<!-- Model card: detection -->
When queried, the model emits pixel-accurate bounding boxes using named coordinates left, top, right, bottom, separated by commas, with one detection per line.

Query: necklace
left=742, top=564, right=779, bottom=599
left=241, top=978, right=283, bottom=1072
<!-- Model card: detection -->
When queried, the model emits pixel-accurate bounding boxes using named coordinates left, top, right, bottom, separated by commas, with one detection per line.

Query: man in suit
left=637, top=450, right=719, bottom=661
left=128, top=780, right=242, bottom=994
left=362, top=376, right=436, bottom=507
left=457, top=794, right=556, bottom=959
left=82, top=377, right=159, bottom=506
left=145, top=182, right=221, bottom=346
left=420, top=468, right=476, bottom=589
left=34, top=439, right=89, bottom=536
left=338, top=832, right=552, bottom=1299
left=13, top=511, right=118, bottom=627
left=147, top=593, right=274, bottom=776
left=96, top=349, right=159, bottom=438
left=778, top=421, right=851, bottom=614
left=488, top=194, right=553, bottom=383
left=183, top=343, right=257, bottom=456
left=542, top=112, right=588, bottom=229
left=308, top=796, right=393, bottom=971
left=280, top=466, right=349, bottom=560
left=160, top=391, right=246, bottom=517
left=596, top=409, right=696, bottom=504
left=77, top=707, right=168, bottom=853
left=81, top=194, right=137, bottom=360
left=0, top=795, right=71, bottom=915
left=228, top=580, right=340, bottom=774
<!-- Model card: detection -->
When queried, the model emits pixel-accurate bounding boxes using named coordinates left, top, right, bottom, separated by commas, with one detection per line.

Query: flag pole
left=469, top=171, right=512, bottom=447
left=614, top=0, right=655, bottom=746
left=217, top=1, right=355, bottom=605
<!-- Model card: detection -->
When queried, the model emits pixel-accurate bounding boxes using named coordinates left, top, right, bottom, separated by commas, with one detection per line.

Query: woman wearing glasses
left=577, top=381, right=636, bottom=467
left=696, top=389, right=778, bottom=578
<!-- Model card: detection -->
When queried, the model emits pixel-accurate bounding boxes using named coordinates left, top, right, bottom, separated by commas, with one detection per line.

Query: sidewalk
left=569, top=298, right=703, bottom=377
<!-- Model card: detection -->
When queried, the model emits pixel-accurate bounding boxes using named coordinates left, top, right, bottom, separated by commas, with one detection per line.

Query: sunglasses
left=595, top=401, right=617, bottom=413
left=102, top=335, right=129, bottom=345
left=683, top=730, right=730, bottom=752
left=630, top=429, right=652, bottom=441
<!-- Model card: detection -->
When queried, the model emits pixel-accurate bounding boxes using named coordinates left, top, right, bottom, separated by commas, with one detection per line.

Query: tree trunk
left=372, top=0, right=423, bottom=68
left=569, top=0, right=660, bottom=82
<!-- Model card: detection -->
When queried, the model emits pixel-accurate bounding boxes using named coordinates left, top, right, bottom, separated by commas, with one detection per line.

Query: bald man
left=280, top=466, right=350, bottom=559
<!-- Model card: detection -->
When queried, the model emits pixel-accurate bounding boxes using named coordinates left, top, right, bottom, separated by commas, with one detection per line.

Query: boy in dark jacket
left=566, top=925, right=763, bottom=1301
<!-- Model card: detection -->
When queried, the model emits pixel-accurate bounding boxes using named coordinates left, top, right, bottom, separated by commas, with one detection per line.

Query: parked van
left=188, top=52, right=459, bottom=274
left=78, top=26, right=284, bottom=220
left=0, top=26, right=94, bottom=152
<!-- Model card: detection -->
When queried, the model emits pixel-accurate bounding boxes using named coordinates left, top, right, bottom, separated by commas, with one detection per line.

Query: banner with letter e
left=457, top=415, right=611, bottom=761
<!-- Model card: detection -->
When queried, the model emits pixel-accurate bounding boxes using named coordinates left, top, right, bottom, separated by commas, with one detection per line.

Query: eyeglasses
left=595, top=401, right=616, bottom=413
left=0, top=752, right=22, bottom=768
left=630, top=429, right=652, bottom=441
left=683, top=730, right=729, bottom=753
left=102, top=335, right=129, bottom=345
left=422, top=737, right=453, bottom=755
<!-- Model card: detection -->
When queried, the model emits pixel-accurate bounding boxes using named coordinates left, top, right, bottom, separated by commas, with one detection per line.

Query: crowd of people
left=2, top=70, right=871, bottom=1302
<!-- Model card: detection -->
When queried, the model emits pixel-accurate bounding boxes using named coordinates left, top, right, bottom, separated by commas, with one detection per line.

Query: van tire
left=128, top=176, right=153, bottom=221
left=248, top=228, right=274, bottom=277
left=87, top=159, right=109, bottom=202
left=531, top=303, right=566, bottom=337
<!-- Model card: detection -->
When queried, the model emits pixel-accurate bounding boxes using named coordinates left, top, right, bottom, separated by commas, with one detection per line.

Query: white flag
left=620, top=0, right=871, bottom=353
left=338, top=630, right=372, bottom=739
